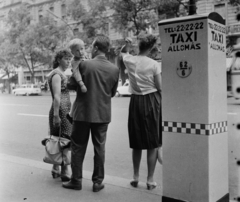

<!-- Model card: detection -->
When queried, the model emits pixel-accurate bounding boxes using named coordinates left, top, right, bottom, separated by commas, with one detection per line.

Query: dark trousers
left=71, top=121, right=109, bottom=184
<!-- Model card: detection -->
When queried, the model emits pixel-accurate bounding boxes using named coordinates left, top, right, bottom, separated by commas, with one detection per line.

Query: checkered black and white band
left=162, top=121, right=228, bottom=135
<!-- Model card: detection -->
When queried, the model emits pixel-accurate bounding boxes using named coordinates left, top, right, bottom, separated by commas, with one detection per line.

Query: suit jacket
left=72, top=55, right=119, bottom=123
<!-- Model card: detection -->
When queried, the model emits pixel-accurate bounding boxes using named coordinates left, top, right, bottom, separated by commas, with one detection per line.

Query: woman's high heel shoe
left=51, top=169, right=60, bottom=179
left=61, top=165, right=71, bottom=182
left=130, top=179, right=139, bottom=188
left=146, top=182, right=157, bottom=190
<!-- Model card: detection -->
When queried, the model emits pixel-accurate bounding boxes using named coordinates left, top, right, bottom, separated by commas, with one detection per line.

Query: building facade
left=0, top=0, right=239, bottom=47
left=196, top=0, right=240, bottom=57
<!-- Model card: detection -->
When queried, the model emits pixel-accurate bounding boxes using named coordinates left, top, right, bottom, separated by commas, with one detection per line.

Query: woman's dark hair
left=93, top=34, right=110, bottom=54
left=52, top=49, right=72, bottom=69
left=137, top=34, right=158, bottom=52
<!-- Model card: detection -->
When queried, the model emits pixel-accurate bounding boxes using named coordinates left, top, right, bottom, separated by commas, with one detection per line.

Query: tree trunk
left=5, top=69, right=11, bottom=94
left=31, top=72, right=35, bottom=84
left=189, top=0, right=196, bottom=15
left=7, top=74, right=11, bottom=94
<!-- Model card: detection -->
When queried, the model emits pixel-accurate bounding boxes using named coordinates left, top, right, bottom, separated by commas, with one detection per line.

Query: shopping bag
left=43, top=135, right=71, bottom=166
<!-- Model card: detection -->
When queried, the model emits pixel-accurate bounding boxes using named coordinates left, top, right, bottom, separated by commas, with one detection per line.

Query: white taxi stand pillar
left=158, top=13, right=228, bottom=202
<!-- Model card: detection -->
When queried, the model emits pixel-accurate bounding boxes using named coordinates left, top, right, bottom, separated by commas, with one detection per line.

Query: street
left=0, top=93, right=240, bottom=200
left=0, top=93, right=162, bottom=187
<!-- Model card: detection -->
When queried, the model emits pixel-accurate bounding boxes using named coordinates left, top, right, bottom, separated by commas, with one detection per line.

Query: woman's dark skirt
left=128, top=91, right=162, bottom=150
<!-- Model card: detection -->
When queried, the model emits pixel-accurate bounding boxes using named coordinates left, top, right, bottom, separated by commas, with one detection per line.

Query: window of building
left=8, top=9, right=12, bottom=15
left=102, top=23, right=109, bottom=36
left=38, top=5, right=43, bottom=11
left=49, top=6, right=54, bottom=13
left=73, top=28, right=79, bottom=36
left=39, top=15, right=43, bottom=21
left=61, top=4, right=66, bottom=19
left=38, top=7, right=43, bottom=21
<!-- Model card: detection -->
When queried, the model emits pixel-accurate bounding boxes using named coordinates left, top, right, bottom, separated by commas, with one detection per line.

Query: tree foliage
left=229, top=0, right=240, bottom=6
left=6, top=6, right=31, bottom=44
left=111, top=0, right=160, bottom=36
left=229, top=0, right=240, bottom=21
left=157, top=0, right=186, bottom=18
left=67, top=0, right=87, bottom=21
left=0, top=34, right=20, bottom=93
left=67, top=0, right=111, bottom=45
left=1, top=5, right=69, bottom=83
left=111, top=0, right=240, bottom=36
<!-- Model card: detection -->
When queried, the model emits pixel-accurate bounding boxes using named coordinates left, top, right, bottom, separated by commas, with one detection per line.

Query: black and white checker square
left=209, top=121, right=228, bottom=135
left=162, top=121, right=227, bottom=135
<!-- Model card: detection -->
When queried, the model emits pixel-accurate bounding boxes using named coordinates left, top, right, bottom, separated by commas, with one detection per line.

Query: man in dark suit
left=63, top=35, right=119, bottom=192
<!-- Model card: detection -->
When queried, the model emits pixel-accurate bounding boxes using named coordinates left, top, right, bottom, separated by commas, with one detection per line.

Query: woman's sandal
left=61, top=165, right=71, bottom=182
left=51, top=169, right=61, bottom=179
left=130, top=179, right=139, bottom=188
left=146, top=182, right=157, bottom=190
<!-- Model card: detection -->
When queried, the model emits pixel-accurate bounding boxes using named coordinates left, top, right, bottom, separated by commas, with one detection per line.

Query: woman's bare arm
left=154, top=73, right=162, bottom=92
left=52, top=74, right=61, bottom=127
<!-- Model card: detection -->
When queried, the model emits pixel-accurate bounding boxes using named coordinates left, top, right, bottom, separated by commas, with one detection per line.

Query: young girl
left=69, top=38, right=88, bottom=93
left=67, top=38, right=89, bottom=124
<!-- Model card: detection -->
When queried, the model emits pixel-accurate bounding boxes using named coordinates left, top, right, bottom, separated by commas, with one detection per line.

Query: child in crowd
left=67, top=38, right=88, bottom=124
left=69, top=38, right=88, bottom=93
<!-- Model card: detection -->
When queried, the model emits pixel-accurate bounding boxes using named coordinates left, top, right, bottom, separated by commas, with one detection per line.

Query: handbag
left=42, top=128, right=71, bottom=166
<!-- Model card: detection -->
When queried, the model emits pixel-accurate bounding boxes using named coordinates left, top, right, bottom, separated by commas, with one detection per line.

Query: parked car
left=116, top=80, right=131, bottom=97
left=40, top=81, right=49, bottom=92
left=12, top=84, right=41, bottom=96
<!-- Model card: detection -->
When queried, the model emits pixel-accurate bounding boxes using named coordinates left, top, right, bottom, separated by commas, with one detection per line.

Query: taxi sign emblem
left=176, top=60, right=192, bottom=78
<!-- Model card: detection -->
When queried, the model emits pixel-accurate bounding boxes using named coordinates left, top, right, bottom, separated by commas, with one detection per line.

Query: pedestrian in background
left=62, top=35, right=119, bottom=192
left=47, top=49, right=73, bottom=182
left=121, top=34, right=162, bottom=190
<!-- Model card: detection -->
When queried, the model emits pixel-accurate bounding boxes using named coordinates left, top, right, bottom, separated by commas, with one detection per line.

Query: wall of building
left=197, top=0, right=238, bottom=25
left=196, top=0, right=239, bottom=24
left=197, top=0, right=240, bottom=59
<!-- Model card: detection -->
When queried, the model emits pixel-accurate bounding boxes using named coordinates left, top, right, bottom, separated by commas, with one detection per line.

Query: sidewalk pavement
left=0, top=153, right=161, bottom=202
left=0, top=153, right=237, bottom=202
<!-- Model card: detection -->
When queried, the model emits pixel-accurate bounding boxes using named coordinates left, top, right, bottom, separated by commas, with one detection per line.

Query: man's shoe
left=61, top=175, right=71, bottom=182
left=92, top=183, right=104, bottom=192
left=62, top=180, right=82, bottom=190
